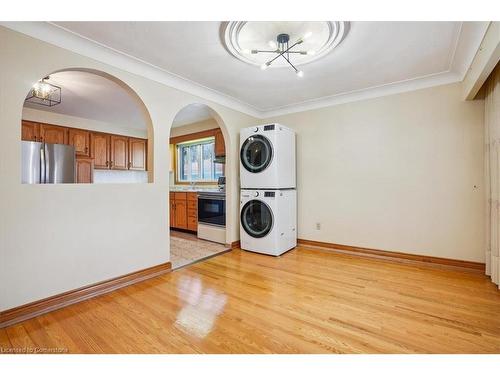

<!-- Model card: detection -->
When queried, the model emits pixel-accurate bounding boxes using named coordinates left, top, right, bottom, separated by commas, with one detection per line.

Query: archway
left=20, top=68, right=154, bottom=184
left=168, top=103, right=231, bottom=269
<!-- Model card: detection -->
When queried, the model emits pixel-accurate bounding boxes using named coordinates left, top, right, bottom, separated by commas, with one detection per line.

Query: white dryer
left=240, top=189, right=297, bottom=256
left=240, top=124, right=296, bottom=189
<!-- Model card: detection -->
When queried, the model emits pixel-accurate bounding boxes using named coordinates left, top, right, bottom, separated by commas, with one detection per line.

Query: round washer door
left=241, top=200, right=273, bottom=238
left=240, top=135, right=273, bottom=173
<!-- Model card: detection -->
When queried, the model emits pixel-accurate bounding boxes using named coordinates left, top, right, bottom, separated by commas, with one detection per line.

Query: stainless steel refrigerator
left=21, top=141, right=76, bottom=184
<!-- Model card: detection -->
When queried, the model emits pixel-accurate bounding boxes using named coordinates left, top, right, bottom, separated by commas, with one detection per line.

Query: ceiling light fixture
left=252, top=32, right=314, bottom=77
left=25, top=76, right=61, bottom=107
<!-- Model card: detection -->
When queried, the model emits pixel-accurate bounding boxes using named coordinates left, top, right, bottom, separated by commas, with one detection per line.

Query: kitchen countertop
left=169, top=186, right=224, bottom=193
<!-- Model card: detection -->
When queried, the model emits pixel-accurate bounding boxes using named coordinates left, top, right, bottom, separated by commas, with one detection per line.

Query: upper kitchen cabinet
left=39, top=124, right=68, bottom=145
left=68, top=128, right=90, bottom=156
left=21, top=120, right=40, bottom=142
left=214, top=128, right=225, bottom=157
left=128, top=137, right=147, bottom=171
left=90, top=132, right=110, bottom=169
left=110, top=135, right=129, bottom=170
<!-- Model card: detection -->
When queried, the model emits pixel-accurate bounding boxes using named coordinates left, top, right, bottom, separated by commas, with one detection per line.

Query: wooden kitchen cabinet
left=187, top=192, right=198, bottom=231
left=170, top=192, right=198, bottom=232
left=214, top=129, right=225, bottom=157
left=68, top=128, right=90, bottom=156
left=128, top=137, right=147, bottom=171
left=110, top=135, right=129, bottom=170
left=76, top=157, right=94, bottom=183
left=90, top=132, right=110, bottom=169
left=39, top=124, right=67, bottom=145
left=21, top=120, right=40, bottom=142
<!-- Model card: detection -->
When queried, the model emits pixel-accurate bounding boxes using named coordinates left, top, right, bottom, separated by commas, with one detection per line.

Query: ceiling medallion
left=223, top=21, right=349, bottom=77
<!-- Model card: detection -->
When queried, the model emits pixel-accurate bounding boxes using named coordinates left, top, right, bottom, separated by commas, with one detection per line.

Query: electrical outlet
left=316, top=222, right=321, bottom=230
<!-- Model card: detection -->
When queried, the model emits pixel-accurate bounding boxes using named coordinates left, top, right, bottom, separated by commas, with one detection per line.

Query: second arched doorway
left=168, top=103, right=231, bottom=269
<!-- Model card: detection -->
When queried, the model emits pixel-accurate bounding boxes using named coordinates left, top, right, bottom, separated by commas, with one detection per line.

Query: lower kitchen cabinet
left=170, top=192, right=198, bottom=231
left=76, top=157, right=94, bottom=183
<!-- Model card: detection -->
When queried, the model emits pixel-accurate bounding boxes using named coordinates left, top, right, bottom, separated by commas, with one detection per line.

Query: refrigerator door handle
left=40, top=144, right=46, bottom=184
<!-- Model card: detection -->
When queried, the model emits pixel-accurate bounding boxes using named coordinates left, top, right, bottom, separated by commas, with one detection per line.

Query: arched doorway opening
left=168, top=103, right=231, bottom=269
left=20, top=69, right=154, bottom=184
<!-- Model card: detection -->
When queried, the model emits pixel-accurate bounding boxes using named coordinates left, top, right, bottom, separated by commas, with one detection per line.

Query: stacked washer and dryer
left=239, top=124, right=297, bottom=256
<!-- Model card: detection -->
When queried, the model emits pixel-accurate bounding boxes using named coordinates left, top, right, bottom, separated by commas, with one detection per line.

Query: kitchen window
left=176, top=137, right=224, bottom=183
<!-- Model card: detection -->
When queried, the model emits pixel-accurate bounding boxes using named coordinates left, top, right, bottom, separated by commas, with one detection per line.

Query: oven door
left=198, top=195, right=226, bottom=227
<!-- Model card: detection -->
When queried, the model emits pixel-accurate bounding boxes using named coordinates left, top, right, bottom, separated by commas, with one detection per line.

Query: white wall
left=0, top=27, right=256, bottom=311
left=170, top=118, right=218, bottom=138
left=265, top=83, right=485, bottom=262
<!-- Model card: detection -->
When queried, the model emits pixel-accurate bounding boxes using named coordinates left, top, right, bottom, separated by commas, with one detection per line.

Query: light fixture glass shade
left=25, top=77, right=61, bottom=107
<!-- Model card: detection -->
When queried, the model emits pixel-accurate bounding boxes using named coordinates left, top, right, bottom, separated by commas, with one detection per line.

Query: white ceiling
left=6, top=21, right=488, bottom=118
left=24, top=70, right=146, bottom=129
left=48, top=21, right=486, bottom=113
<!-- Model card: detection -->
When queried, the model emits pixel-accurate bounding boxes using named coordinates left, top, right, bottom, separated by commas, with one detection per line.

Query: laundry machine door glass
left=240, top=135, right=273, bottom=173
left=241, top=200, right=273, bottom=238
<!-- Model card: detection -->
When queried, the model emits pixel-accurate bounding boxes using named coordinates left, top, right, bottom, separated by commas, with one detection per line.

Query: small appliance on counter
left=217, top=176, right=226, bottom=192
left=197, top=191, right=226, bottom=244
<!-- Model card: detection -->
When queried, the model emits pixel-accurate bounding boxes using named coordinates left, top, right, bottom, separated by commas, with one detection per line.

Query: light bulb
left=296, top=70, right=304, bottom=78
left=307, top=50, right=316, bottom=55
left=260, top=63, right=269, bottom=70
left=268, top=40, right=277, bottom=49
left=303, top=31, right=313, bottom=40
left=242, top=48, right=251, bottom=54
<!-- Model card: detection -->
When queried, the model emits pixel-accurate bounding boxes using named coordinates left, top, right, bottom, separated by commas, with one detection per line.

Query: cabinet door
left=214, top=129, right=225, bottom=157
left=76, top=157, right=93, bottom=183
left=110, top=135, right=128, bottom=170
left=69, top=128, right=90, bottom=156
left=21, top=120, right=40, bottom=142
left=128, top=138, right=147, bottom=170
left=174, top=199, right=188, bottom=229
left=170, top=198, right=175, bottom=228
left=90, top=133, right=110, bottom=169
left=40, top=124, right=67, bottom=145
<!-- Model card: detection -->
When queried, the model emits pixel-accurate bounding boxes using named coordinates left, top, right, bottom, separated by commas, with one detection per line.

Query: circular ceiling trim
left=223, top=21, right=349, bottom=68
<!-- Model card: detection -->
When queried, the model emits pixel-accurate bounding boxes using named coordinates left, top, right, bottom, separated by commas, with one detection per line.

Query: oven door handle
left=198, top=195, right=226, bottom=201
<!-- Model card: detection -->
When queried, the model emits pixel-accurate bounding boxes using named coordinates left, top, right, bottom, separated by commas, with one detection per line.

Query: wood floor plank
left=0, top=247, right=499, bottom=353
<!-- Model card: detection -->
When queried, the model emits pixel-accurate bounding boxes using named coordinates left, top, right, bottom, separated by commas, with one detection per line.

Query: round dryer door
left=241, top=200, right=273, bottom=238
left=240, top=135, right=273, bottom=173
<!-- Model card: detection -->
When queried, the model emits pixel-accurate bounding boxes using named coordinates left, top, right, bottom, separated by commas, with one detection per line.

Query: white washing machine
left=240, top=124, right=296, bottom=189
left=240, top=189, right=297, bottom=256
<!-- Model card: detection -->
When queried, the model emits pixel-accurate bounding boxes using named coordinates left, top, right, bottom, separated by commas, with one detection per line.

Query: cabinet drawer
left=187, top=192, right=198, bottom=201
left=187, top=208, right=197, bottom=218
left=187, top=200, right=197, bottom=210
left=174, top=192, right=187, bottom=200
left=169, top=192, right=175, bottom=200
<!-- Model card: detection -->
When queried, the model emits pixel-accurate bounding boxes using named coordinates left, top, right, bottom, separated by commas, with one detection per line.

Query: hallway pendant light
left=252, top=32, right=314, bottom=77
left=25, top=76, right=61, bottom=107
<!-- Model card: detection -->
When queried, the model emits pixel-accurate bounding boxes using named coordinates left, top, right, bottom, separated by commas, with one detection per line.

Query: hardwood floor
left=1, top=246, right=500, bottom=353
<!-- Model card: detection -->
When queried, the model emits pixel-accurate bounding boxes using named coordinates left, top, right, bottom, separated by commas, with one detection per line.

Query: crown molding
left=0, top=21, right=262, bottom=118
left=262, top=70, right=462, bottom=117
left=0, top=21, right=488, bottom=119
